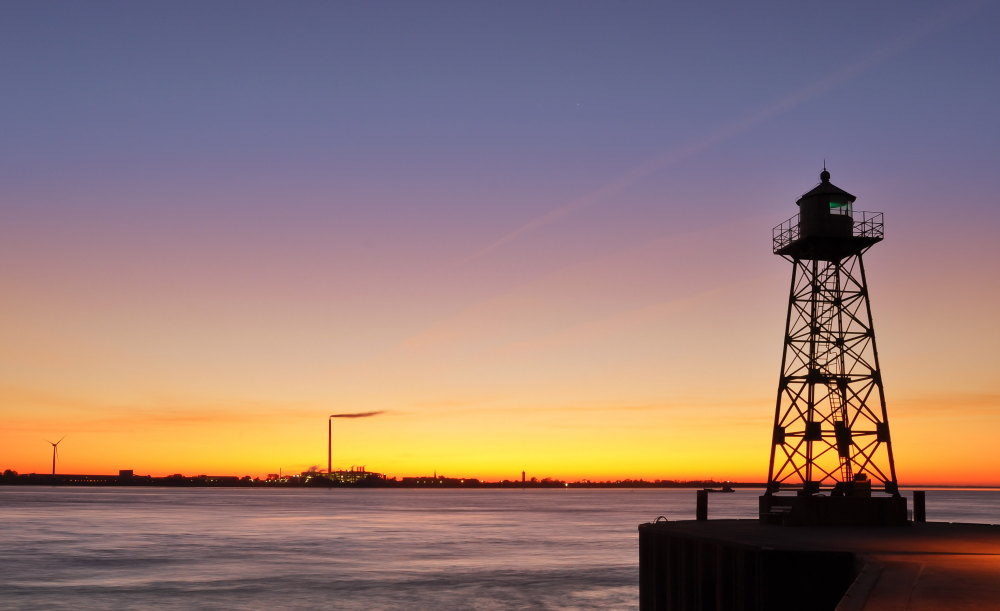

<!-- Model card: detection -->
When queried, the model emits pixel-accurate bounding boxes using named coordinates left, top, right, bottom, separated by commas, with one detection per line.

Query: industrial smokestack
left=328, top=412, right=385, bottom=474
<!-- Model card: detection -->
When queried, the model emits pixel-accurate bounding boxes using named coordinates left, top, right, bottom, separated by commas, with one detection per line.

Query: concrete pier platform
left=638, top=519, right=1000, bottom=611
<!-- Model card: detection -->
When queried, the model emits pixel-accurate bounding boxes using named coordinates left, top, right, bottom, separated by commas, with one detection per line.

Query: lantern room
left=772, top=168, right=883, bottom=261
left=797, top=168, right=856, bottom=240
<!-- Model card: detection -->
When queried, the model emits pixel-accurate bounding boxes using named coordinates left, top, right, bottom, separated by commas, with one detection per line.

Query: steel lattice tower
left=764, top=169, right=901, bottom=519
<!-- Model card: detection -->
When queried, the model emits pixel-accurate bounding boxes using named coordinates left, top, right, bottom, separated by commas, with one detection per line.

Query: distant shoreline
left=1, top=474, right=996, bottom=490
left=1, top=473, right=763, bottom=489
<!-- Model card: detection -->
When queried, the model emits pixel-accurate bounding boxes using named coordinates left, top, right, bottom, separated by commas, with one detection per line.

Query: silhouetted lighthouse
left=762, top=169, right=905, bottom=525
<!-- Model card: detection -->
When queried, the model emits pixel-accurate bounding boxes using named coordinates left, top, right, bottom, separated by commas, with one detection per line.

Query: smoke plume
left=330, top=411, right=385, bottom=419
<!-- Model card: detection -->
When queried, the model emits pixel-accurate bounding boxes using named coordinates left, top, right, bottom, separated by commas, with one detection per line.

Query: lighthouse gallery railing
left=772, top=211, right=883, bottom=254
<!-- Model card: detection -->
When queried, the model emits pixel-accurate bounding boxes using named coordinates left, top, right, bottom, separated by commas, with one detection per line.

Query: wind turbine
left=45, top=436, right=65, bottom=476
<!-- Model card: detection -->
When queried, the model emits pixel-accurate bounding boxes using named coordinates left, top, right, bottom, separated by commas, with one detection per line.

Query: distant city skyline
left=2, top=2, right=999, bottom=484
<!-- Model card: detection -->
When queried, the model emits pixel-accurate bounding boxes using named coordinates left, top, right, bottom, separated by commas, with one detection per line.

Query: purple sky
left=2, top=2, right=999, bottom=480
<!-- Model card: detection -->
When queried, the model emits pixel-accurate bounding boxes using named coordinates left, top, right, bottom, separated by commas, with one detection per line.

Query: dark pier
left=639, top=519, right=1000, bottom=610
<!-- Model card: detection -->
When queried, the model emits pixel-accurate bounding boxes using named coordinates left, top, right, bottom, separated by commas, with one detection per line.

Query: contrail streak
left=462, top=1, right=985, bottom=263
left=330, top=411, right=385, bottom=418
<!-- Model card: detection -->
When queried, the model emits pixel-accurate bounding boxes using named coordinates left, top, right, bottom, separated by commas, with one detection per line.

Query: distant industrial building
left=317, top=466, right=386, bottom=484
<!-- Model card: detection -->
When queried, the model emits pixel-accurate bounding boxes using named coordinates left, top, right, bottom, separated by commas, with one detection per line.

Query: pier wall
left=639, top=524, right=853, bottom=610
left=640, top=519, right=1000, bottom=611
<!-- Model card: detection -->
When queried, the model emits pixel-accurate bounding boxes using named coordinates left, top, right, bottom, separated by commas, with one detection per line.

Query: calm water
left=0, top=488, right=997, bottom=610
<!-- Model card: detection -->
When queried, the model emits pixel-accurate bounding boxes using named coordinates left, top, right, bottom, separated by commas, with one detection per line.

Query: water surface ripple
left=1, top=488, right=996, bottom=610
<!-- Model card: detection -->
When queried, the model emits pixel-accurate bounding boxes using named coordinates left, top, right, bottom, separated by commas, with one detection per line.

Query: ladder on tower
left=830, top=389, right=853, bottom=482
left=815, top=262, right=854, bottom=483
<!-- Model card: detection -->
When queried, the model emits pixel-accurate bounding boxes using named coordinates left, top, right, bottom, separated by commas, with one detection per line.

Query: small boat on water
left=703, top=482, right=735, bottom=493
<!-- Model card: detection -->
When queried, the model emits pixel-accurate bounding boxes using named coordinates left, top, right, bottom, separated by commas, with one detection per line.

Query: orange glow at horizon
left=3, top=216, right=998, bottom=486
left=4, top=391, right=999, bottom=486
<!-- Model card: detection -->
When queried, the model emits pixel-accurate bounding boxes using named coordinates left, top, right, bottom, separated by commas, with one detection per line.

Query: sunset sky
left=2, top=2, right=998, bottom=484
